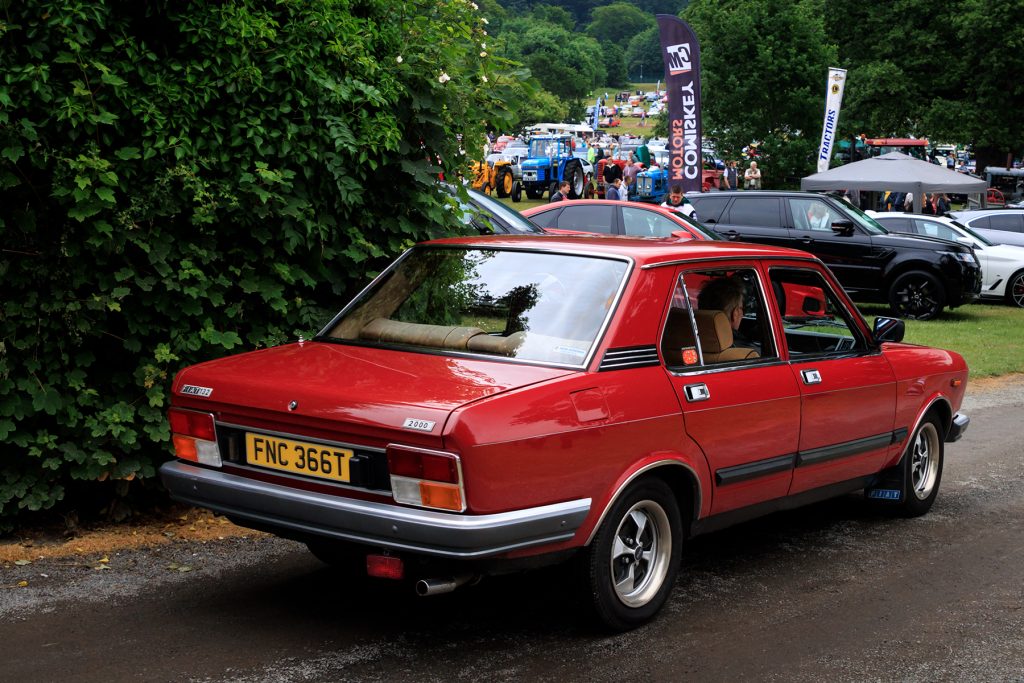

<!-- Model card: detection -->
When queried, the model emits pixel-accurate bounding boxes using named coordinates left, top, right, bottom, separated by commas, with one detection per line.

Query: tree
left=586, top=3, right=656, bottom=45
left=625, top=26, right=662, bottom=82
left=683, top=0, right=838, bottom=184
left=501, top=18, right=606, bottom=104
left=601, top=42, right=630, bottom=88
left=825, top=0, right=1024, bottom=168
left=0, top=0, right=527, bottom=527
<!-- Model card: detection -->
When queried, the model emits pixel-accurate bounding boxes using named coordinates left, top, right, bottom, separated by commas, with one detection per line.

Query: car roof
left=522, top=199, right=682, bottom=217
left=950, top=208, right=1024, bottom=217
left=420, top=233, right=818, bottom=268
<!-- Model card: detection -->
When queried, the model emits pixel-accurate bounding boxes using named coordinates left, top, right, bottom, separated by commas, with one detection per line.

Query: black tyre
left=496, top=168, right=513, bottom=198
left=888, top=270, right=946, bottom=320
left=511, top=180, right=523, bottom=202
left=548, top=181, right=559, bottom=199
left=525, top=185, right=543, bottom=200
left=584, top=174, right=595, bottom=199
left=583, top=478, right=683, bottom=631
left=1005, top=269, right=1024, bottom=308
left=898, top=415, right=944, bottom=517
left=565, top=160, right=585, bottom=198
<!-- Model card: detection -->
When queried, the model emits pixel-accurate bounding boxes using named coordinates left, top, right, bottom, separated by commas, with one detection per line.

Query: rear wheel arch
left=586, top=460, right=701, bottom=546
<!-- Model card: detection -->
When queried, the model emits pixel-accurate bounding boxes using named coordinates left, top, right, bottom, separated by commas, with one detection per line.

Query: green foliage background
left=0, top=0, right=526, bottom=528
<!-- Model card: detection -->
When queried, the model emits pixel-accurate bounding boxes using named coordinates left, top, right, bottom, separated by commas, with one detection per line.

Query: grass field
left=859, top=302, right=1024, bottom=379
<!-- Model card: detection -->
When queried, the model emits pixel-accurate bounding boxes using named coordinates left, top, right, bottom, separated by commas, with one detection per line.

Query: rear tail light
left=386, top=444, right=465, bottom=512
left=168, top=407, right=221, bottom=466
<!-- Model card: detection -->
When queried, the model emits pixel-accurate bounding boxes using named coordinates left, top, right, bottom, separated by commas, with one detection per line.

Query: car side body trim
left=159, top=461, right=590, bottom=559
left=796, top=432, right=896, bottom=467
left=715, top=453, right=796, bottom=485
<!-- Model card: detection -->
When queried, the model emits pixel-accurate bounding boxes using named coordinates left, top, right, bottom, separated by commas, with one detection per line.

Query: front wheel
left=888, top=270, right=946, bottom=320
left=1006, top=270, right=1024, bottom=308
left=583, top=478, right=682, bottom=631
left=511, top=180, right=523, bottom=202
left=900, top=415, right=944, bottom=517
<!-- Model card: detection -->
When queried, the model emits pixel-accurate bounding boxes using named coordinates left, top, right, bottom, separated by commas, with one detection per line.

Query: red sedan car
left=162, top=235, right=969, bottom=630
left=523, top=199, right=713, bottom=240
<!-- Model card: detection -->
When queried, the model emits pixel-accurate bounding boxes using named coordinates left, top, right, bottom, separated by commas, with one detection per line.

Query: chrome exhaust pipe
left=415, top=574, right=477, bottom=597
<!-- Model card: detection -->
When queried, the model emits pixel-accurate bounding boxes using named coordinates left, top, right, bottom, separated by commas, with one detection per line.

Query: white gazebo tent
left=801, top=152, right=989, bottom=212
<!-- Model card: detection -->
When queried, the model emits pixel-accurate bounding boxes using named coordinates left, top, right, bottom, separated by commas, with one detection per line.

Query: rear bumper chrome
left=946, top=412, right=969, bottom=443
left=160, top=461, right=590, bottom=559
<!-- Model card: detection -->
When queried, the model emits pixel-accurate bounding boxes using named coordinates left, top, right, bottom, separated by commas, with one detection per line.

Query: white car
left=870, top=211, right=1024, bottom=307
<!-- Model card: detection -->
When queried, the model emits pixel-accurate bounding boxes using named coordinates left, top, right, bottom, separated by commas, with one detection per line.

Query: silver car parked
left=948, top=209, right=1024, bottom=247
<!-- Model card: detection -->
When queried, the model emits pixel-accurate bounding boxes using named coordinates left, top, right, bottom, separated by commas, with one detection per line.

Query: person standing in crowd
left=744, top=161, right=762, bottom=190
left=723, top=161, right=739, bottom=190
left=623, top=153, right=639, bottom=188
left=903, top=192, right=914, bottom=212
left=662, top=185, right=696, bottom=218
left=922, top=193, right=936, bottom=215
left=606, top=177, right=624, bottom=201
left=603, top=152, right=622, bottom=186
left=935, top=192, right=951, bottom=214
left=621, top=175, right=633, bottom=201
left=549, top=180, right=571, bottom=203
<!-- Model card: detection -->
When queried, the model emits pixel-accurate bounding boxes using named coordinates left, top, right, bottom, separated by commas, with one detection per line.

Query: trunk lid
left=173, top=341, right=574, bottom=438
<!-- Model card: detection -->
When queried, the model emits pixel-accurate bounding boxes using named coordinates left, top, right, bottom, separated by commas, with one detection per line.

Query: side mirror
left=956, top=236, right=977, bottom=247
left=873, top=316, right=905, bottom=343
left=670, top=230, right=695, bottom=241
left=831, top=220, right=855, bottom=236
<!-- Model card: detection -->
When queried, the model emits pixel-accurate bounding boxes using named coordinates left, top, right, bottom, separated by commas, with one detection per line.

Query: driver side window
left=769, top=268, right=866, bottom=356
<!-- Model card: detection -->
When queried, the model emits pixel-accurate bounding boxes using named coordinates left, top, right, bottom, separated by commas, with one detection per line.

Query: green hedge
left=0, top=0, right=523, bottom=528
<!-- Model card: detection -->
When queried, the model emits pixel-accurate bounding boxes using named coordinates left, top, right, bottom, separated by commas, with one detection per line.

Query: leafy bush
left=0, top=0, right=523, bottom=529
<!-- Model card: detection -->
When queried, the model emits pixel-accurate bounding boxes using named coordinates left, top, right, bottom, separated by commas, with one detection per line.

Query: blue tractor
left=635, top=149, right=671, bottom=204
left=519, top=135, right=589, bottom=200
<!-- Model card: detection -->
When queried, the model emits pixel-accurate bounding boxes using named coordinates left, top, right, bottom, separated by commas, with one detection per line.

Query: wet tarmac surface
left=2, top=389, right=1022, bottom=682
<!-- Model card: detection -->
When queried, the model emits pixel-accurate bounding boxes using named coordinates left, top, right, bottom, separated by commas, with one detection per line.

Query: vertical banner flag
left=657, top=14, right=702, bottom=194
left=592, top=96, right=601, bottom=131
left=816, top=68, right=847, bottom=172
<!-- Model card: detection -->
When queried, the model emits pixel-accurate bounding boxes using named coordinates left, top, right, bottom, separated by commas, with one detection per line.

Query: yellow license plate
left=245, top=433, right=353, bottom=483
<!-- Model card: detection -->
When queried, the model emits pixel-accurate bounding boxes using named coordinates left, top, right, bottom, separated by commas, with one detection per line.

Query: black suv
left=687, top=191, right=982, bottom=319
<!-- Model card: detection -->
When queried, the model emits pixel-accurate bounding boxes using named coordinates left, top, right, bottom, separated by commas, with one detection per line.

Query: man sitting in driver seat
left=695, top=276, right=759, bottom=363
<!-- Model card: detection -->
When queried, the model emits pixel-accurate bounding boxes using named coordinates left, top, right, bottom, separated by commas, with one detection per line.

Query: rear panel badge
left=402, top=418, right=436, bottom=432
left=180, top=385, right=214, bottom=398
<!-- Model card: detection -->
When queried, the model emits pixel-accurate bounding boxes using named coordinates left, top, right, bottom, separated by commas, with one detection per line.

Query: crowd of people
left=878, top=191, right=951, bottom=214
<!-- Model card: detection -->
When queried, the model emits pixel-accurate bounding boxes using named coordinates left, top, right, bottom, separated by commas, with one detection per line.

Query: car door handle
left=725, top=230, right=739, bottom=240
left=684, top=383, right=710, bottom=402
left=801, top=236, right=814, bottom=245
left=801, top=369, right=822, bottom=384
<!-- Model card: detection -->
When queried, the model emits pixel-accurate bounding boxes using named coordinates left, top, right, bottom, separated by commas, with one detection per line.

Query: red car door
left=765, top=265, right=897, bottom=496
left=660, top=263, right=801, bottom=515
